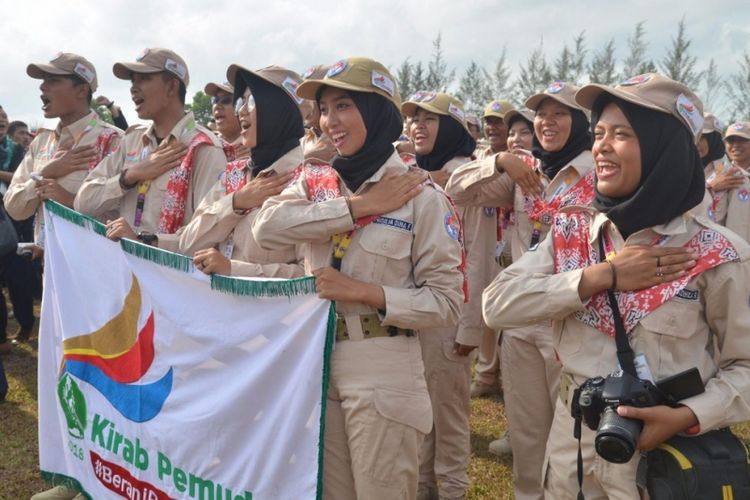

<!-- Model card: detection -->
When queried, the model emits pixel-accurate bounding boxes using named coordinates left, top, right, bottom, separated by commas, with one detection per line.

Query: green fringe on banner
left=211, top=274, right=317, bottom=298
left=315, top=303, right=336, bottom=500
left=119, top=238, right=194, bottom=272
left=43, top=200, right=106, bottom=236
left=40, top=471, right=92, bottom=500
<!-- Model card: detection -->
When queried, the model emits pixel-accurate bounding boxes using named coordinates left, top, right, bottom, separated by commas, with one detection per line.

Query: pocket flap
left=373, top=386, right=433, bottom=434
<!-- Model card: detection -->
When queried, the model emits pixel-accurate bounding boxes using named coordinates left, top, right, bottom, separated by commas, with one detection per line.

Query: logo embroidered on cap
left=281, top=76, right=304, bottom=104
left=444, top=212, right=460, bottom=240
left=73, top=63, right=95, bottom=84
left=448, top=102, right=465, bottom=122
left=136, top=48, right=150, bottom=62
left=738, top=189, right=749, bottom=203
left=620, top=74, right=651, bottom=86
left=676, top=93, right=703, bottom=136
left=164, top=58, right=187, bottom=81
left=733, top=122, right=746, bottom=131
left=411, top=91, right=436, bottom=103
left=547, top=81, right=565, bottom=94
left=491, top=101, right=503, bottom=112
left=326, top=60, right=347, bottom=78
left=371, top=70, right=394, bottom=96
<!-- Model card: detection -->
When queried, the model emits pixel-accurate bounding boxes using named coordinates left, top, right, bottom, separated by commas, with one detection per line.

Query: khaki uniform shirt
left=252, top=151, right=464, bottom=330
left=439, top=156, right=500, bottom=346
left=4, top=111, right=123, bottom=243
left=446, top=150, right=594, bottom=263
left=706, top=161, right=750, bottom=242
left=178, top=146, right=304, bottom=278
left=483, top=210, right=750, bottom=432
left=74, top=112, right=227, bottom=250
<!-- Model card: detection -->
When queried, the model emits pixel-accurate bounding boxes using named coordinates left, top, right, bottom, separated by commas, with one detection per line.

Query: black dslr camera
left=572, top=368, right=704, bottom=464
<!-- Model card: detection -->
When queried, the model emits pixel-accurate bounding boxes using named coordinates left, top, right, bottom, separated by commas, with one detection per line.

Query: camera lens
left=594, top=406, right=642, bottom=463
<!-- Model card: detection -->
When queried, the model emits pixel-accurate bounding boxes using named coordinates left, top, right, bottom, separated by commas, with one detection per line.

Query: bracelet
left=607, top=260, right=618, bottom=291
left=119, top=169, right=138, bottom=190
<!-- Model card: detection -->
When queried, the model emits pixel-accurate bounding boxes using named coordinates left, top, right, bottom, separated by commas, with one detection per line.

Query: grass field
left=5, top=313, right=750, bottom=500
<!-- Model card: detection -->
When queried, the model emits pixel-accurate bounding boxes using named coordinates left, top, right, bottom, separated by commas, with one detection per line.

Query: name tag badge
left=222, top=236, right=235, bottom=259
left=374, top=216, right=413, bottom=233
left=675, top=288, right=700, bottom=302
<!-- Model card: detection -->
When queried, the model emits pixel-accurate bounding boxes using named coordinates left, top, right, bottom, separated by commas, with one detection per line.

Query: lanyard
left=133, top=146, right=151, bottom=229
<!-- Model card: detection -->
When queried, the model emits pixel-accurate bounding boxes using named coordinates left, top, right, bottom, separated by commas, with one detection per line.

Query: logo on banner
left=58, top=374, right=88, bottom=439
left=60, top=276, right=173, bottom=423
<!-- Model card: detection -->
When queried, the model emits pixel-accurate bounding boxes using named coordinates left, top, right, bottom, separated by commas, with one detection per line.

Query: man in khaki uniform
left=710, top=122, right=750, bottom=242
left=74, top=48, right=227, bottom=250
left=447, top=83, right=594, bottom=500
left=401, top=92, right=485, bottom=500
left=204, top=80, right=248, bottom=158
left=5, top=53, right=122, bottom=246
left=7, top=54, right=121, bottom=500
left=178, top=65, right=307, bottom=278
left=469, top=99, right=516, bottom=400
left=252, top=57, right=464, bottom=500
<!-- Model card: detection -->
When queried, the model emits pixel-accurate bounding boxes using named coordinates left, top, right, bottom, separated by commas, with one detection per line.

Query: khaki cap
left=227, top=64, right=311, bottom=116
left=204, top=81, right=234, bottom=96
left=503, top=108, right=535, bottom=127
left=27, top=52, right=98, bottom=92
left=525, top=81, right=584, bottom=112
left=483, top=99, right=514, bottom=119
left=575, top=73, right=704, bottom=137
left=702, top=113, right=724, bottom=135
left=466, top=114, right=480, bottom=127
left=725, top=122, right=750, bottom=141
left=401, top=91, right=469, bottom=132
left=113, top=48, right=189, bottom=86
left=301, top=64, right=329, bottom=81
left=296, top=57, right=401, bottom=109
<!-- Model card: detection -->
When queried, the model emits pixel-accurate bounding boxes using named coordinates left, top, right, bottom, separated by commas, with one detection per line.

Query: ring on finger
left=656, top=266, right=664, bottom=277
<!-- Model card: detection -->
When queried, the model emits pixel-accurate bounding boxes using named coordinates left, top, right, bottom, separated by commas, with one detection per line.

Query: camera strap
left=574, top=233, right=641, bottom=500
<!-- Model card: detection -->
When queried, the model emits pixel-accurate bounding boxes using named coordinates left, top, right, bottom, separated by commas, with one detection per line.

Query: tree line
left=394, top=19, right=750, bottom=123
left=177, top=18, right=749, bottom=128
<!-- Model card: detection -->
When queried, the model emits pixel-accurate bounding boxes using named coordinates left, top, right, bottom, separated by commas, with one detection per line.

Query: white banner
left=38, top=202, right=333, bottom=500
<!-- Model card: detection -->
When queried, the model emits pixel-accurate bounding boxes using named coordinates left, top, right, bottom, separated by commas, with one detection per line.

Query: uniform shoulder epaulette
left=125, top=124, right=147, bottom=135
left=97, top=119, right=124, bottom=133
left=194, top=124, right=223, bottom=147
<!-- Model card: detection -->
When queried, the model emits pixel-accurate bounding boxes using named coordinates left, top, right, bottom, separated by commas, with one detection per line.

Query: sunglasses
left=211, top=95, right=233, bottom=106
left=234, top=95, right=256, bottom=116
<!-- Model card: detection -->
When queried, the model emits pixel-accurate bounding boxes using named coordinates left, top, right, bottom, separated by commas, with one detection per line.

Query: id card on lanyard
left=133, top=146, right=151, bottom=229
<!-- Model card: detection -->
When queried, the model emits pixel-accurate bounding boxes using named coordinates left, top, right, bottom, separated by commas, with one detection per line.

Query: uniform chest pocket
left=354, top=225, right=413, bottom=284
left=638, top=299, right=702, bottom=339
left=358, top=225, right=413, bottom=260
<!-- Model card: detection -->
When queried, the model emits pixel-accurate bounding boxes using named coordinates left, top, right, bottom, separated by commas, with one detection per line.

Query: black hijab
left=592, top=94, right=705, bottom=239
left=317, top=88, right=402, bottom=192
left=531, top=100, right=592, bottom=180
left=701, top=131, right=726, bottom=167
left=234, top=71, right=304, bottom=176
left=416, top=114, right=476, bottom=172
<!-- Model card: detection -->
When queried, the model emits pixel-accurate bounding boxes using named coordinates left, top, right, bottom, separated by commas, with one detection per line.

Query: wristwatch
left=136, top=231, right=158, bottom=246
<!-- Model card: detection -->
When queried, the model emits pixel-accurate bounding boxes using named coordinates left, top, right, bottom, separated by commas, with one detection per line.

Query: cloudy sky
left=2, top=0, right=748, bottom=129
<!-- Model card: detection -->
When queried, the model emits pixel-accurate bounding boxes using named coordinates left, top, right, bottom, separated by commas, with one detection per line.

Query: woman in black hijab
left=187, top=65, right=308, bottom=277
left=253, top=57, right=465, bottom=500
left=482, top=74, right=750, bottom=499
